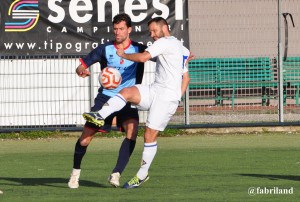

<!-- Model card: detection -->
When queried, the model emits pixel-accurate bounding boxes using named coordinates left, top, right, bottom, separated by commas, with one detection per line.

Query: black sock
left=112, top=138, right=136, bottom=174
left=73, top=139, right=88, bottom=169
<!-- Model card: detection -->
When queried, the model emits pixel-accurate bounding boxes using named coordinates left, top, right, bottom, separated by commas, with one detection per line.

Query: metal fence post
left=89, top=65, right=95, bottom=109
left=278, top=0, right=284, bottom=122
left=185, top=87, right=190, bottom=125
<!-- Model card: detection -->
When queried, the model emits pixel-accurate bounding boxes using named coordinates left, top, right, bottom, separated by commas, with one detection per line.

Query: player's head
left=113, top=13, right=132, bottom=27
left=148, top=17, right=170, bottom=41
left=113, top=13, right=132, bottom=44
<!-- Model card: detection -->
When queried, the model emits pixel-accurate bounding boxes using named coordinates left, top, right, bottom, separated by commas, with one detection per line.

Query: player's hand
left=116, top=48, right=125, bottom=58
left=186, top=51, right=195, bottom=65
left=76, top=65, right=91, bottom=78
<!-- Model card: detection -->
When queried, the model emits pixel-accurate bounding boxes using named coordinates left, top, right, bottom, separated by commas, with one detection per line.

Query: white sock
left=98, top=94, right=127, bottom=119
left=137, top=142, right=157, bottom=180
left=72, top=168, right=81, bottom=175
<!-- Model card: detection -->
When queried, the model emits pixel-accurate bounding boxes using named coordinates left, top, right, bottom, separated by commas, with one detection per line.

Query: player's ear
left=162, top=24, right=168, bottom=34
left=128, top=26, right=132, bottom=34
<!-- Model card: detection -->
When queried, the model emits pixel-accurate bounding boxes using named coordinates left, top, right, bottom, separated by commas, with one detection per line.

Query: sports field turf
left=0, top=133, right=299, bottom=202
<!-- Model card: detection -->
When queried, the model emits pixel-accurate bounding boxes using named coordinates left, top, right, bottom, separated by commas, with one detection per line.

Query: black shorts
left=85, top=92, right=139, bottom=132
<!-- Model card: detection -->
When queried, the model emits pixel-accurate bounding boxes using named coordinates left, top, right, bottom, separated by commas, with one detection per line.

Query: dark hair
left=113, top=13, right=132, bottom=27
left=147, top=17, right=168, bottom=26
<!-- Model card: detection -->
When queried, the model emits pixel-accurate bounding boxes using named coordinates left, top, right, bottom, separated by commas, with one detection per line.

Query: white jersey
left=146, top=36, right=190, bottom=101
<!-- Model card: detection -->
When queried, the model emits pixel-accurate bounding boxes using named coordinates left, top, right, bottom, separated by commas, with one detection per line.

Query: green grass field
left=0, top=133, right=299, bottom=202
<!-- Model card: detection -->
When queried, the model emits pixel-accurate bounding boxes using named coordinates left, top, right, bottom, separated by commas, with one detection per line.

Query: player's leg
left=83, top=86, right=142, bottom=125
left=108, top=106, right=139, bottom=187
left=108, top=119, right=138, bottom=187
left=68, top=126, right=97, bottom=188
left=68, top=118, right=114, bottom=189
left=123, top=96, right=179, bottom=189
left=108, top=114, right=139, bottom=187
left=68, top=93, right=111, bottom=189
left=123, top=127, right=158, bottom=189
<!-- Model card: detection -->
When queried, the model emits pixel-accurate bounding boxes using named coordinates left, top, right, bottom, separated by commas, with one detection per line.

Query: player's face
left=113, top=21, right=132, bottom=43
left=148, top=22, right=164, bottom=41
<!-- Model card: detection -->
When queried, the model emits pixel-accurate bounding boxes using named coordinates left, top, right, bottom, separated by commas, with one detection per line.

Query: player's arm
left=186, top=51, right=195, bottom=65
left=76, top=45, right=104, bottom=78
left=181, top=48, right=193, bottom=96
left=117, top=49, right=152, bottom=63
left=181, top=71, right=190, bottom=96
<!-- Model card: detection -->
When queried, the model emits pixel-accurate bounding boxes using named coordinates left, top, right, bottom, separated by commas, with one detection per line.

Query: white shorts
left=135, top=84, right=179, bottom=131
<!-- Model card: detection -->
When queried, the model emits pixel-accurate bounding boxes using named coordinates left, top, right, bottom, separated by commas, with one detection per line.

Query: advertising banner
left=0, top=0, right=189, bottom=56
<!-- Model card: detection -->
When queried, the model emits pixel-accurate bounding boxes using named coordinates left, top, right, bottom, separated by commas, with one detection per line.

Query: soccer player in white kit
left=83, top=17, right=191, bottom=189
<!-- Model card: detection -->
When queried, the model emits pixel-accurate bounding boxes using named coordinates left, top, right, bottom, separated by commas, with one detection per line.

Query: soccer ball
left=99, top=67, right=122, bottom=90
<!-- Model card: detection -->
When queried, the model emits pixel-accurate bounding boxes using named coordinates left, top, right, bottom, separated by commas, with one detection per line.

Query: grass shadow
left=237, top=173, right=300, bottom=181
left=0, top=177, right=108, bottom=188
